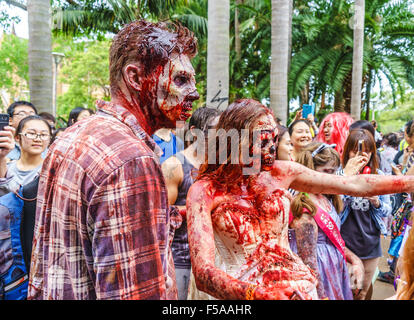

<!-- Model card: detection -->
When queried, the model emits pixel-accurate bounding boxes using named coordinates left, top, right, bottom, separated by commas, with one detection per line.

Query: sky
left=1, top=3, right=28, bottom=38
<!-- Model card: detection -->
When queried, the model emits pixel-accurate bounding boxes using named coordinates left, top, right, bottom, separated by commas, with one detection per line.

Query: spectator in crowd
left=317, top=112, right=354, bottom=157
left=290, top=142, right=363, bottom=300
left=6, top=101, right=38, bottom=161
left=339, top=129, right=392, bottom=300
left=393, top=120, right=414, bottom=172
left=39, top=112, right=56, bottom=134
left=289, top=119, right=313, bottom=161
left=275, top=125, right=294, bottom=161
left=67, top=106, right=93, bottom=126
left=161, top=107, right=220, bottom=300
left=153, top=127, right=184, bottom=164
left=371, top=120, right=382, bottom=143
left=50, top=127, right=66, bottom=144
left=349, top=120, right=392, bottom=175
left=28, top=20, right=199, bottom=300
left=378, top=122, right=414, bottom=285
left=380, top=132, right=399, bottom=170
left=0, top=115, right=51, bottom=196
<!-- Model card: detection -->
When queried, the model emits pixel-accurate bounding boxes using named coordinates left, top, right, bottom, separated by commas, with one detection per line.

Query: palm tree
left=288, top=0, right=414, bottom=117
left=28, top=0, right=53, bottom=113
left=270, top=0, right=292, bottom=125
left=206, top=0, right=230, bottom=110
left=52, top=0, right=183, bottom=36
left=350, top=0, right=365, bottom=120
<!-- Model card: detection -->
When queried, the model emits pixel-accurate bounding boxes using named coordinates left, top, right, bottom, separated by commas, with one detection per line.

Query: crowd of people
left=1, top=20, right=414, bottom=301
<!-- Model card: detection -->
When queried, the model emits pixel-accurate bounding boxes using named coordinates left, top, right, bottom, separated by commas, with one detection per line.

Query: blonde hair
left=291, top=142, right=343, bottom=218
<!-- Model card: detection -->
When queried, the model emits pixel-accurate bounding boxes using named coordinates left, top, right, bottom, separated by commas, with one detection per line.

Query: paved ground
left=372, top=235, right=395, bottom=300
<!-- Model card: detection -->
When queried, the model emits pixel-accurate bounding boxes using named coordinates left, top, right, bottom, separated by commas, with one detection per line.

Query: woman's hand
left=343, top=152, right=370, bottom=176
left=0, top=126, right=15, bottom=159
left=253, top=285, right=311, bottom=300
left=293, top=110, right=303, bottom=121
left=365, top=196, right=380, bottom=208
left=391, top=163, right=403, bottom=176
left=349, top=260, right=364, bottom=297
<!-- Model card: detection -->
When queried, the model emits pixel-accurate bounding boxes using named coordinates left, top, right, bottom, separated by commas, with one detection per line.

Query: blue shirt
left=152, top=132, right=184, bottom=164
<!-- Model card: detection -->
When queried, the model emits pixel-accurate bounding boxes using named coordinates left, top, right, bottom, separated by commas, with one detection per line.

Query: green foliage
left=54, top=35, right=110, bottom=119
left=288, top=0, right=414, bottom=113
left=376, top=89, right=414, bottom=134
left=46, top=0, right=414, bottom=128
left=0, top=33, right=28, bottom=108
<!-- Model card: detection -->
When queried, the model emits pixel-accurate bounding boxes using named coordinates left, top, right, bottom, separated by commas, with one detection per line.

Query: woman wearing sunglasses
left=0, top=115, right=51, bottom=195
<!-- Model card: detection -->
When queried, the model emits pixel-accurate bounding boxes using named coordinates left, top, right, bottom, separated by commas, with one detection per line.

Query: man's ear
left=123, top=64, right=142, bottom=92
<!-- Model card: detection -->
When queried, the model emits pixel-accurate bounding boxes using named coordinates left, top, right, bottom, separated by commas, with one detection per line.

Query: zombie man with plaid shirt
left=28, top=20, right=199, bottom=300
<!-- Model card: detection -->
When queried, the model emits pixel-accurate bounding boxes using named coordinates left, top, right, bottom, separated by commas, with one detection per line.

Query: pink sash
left=289, top=206, right=346, bottom=260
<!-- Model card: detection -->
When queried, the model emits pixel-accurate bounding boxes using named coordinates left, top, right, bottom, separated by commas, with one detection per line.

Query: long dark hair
left=197, top=99, right=273, bottom=189
left=342, top=129, right=379, bottom=173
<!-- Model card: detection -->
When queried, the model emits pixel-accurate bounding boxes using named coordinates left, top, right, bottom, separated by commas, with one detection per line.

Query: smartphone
left=0, top=114, right=9, bottom=131
left=358, top=139, right=364, bottom=154
left=302, top=104, right=314, bottom=120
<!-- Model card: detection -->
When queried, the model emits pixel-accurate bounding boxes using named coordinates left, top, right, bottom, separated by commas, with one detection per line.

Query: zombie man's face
left=252, top=114, right=278, bottom=170
left=156, top=53, right=199, bottom=124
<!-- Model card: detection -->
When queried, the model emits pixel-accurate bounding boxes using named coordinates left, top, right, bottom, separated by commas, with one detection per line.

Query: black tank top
left=171, top=154, right=196, bottom=268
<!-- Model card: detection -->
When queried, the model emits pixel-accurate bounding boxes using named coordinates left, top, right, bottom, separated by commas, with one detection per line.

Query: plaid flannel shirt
left=28, top=102, right=178, bottom=300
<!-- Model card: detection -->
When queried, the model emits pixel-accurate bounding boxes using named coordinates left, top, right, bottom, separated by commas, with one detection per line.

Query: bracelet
left=245, top=284, right=257, bottom=300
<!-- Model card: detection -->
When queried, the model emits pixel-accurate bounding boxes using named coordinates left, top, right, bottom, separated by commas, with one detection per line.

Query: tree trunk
left=270, top=0, right=292, bottom=125
left=286, top=0, right=293, bottom=123
left=365, top=69, right=373, bottom=120
left=335, top=71, right=353, bottom=113
left=234, top=0, right=242, bottom=61
left=27, top=0, right=53, bottom=114
left=206, top=0, right=230, bottom=110
left=350, top=0, right=365, bottom=120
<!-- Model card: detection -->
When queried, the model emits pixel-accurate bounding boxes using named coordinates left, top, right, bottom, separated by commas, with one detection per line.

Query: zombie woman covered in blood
left=186, top=99, right=414, bottom=300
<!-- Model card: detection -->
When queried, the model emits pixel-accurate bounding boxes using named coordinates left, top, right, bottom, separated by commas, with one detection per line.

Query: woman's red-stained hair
left=342, top=129, right=379, bottom=173
left=316, top=112, right=354, bottom=156
left=197, top=99, right=273, bottom=189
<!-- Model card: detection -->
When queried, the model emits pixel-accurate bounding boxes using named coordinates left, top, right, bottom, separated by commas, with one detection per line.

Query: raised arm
left=0, top=126, right=15, bottom=177
left=273, top=160, right=414, bottom=197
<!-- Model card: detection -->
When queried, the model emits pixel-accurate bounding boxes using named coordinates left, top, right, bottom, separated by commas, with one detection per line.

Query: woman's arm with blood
left=281, top=161, right=414, bottom=197
left=292, top=214, right=325, bottom=299
left=345, top=247, right=364, bottom=292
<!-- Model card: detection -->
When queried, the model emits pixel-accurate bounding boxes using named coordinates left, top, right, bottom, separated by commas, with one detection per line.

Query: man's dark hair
left=7, top=101, right=37, bottom=117
left=67, top=107, right=88, bottom=126
left=383, top=132, right=399, bottom=149
left=349, top=120, right=375, bottom=138
left=405, top=120, right=414, bottom=138
left=39, top=112, right=56, bottom=124
left=109, top=20, right=197, bottom=94
left=189, top=107, right=221, bottom=132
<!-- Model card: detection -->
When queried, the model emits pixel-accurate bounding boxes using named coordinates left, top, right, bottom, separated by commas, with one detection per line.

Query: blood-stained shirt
left=28, top=101, right=178, bottom=300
